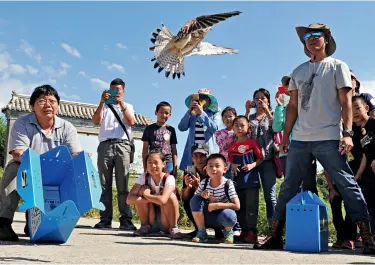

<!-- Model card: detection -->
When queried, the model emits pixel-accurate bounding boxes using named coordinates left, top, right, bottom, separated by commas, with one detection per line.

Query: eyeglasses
left=37, top=99, right=58, bottom=106
left=303, top=31, right=323, bottom=41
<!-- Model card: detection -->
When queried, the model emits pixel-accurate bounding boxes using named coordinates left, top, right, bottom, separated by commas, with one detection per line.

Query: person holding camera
left=92, top=78, right=136, bottom=231
left=178, top=88, right=221, bottom=172
left=245, top=88, right=277, bottom=229
left=181, top=143, right=209, bottom=237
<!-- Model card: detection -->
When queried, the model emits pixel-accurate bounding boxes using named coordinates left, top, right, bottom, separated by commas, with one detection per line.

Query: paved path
left=0, top=212, right=374, bottom=264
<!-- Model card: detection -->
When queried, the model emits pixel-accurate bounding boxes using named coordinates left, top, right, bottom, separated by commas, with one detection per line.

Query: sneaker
left=94, top=220, right=112, bottom=229
left=233, top=230, right=241, bottom=237
left=192, top=229, right=208, bottom=243
left=0, top=224, right=19, bottom=241
left=119, top=219, right=137, bottom=231
left=169, top=227, right=183, bottom=239
left=244, top=231, right=258, bottom=244
left=133, top=225, right=151, bottom=236
left=224, top=230, right=234, bottom=244
left=341, top=240, right=355, bottom=250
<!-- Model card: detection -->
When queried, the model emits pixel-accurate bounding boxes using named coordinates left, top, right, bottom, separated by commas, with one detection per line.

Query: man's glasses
left=37, top=99, right=58, bottom=106
left=303, top=31, right=323, bottom=41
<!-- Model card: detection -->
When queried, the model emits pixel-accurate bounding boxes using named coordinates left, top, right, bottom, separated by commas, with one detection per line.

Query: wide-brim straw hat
left=296, top=23, right=336, bottom=57
left=184, top=88, right=219, bottom=113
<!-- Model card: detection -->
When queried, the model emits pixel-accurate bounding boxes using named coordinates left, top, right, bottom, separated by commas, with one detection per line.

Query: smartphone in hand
left=104, top=89, right=119, bottom=105
left=187, top=165, right=196, bottom=175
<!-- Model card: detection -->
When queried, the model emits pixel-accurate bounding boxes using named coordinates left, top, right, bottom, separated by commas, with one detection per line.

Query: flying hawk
left=149, top=11, right=241, bottom=79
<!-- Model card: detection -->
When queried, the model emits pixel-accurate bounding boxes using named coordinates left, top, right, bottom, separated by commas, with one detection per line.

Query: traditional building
left=1, top=91, right=154, bottom=174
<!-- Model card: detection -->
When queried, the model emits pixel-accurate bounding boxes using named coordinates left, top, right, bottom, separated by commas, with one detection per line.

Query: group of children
left=125, top=80, right=375, bottom=246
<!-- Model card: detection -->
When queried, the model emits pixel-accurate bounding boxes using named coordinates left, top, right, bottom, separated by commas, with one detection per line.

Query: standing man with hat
left=178, top=88, right=221, bottom=171
left=254, top=23, right=375, bottom=254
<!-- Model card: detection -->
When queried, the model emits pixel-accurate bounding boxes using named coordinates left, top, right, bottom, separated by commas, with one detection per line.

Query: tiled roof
left=1, top=91, right=155, bottom=126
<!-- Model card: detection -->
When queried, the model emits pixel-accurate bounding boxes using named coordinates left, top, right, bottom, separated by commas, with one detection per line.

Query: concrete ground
left=0, top=212, right=374, bottom=264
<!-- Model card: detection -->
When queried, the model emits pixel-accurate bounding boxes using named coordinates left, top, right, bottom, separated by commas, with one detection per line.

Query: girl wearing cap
left=178, top=88, right=221, bottom=172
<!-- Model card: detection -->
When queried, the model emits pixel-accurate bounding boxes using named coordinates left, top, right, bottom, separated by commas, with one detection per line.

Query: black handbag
left=107, top=104, right=135, bottom=163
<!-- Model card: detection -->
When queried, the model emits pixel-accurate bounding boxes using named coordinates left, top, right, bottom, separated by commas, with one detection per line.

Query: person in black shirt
left=352, top=95, right=375, bottom=239
left=142, top=102, right=178, bottom=175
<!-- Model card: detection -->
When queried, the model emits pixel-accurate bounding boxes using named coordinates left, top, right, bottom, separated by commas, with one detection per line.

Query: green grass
left=0, top=167, right=337, bottom=242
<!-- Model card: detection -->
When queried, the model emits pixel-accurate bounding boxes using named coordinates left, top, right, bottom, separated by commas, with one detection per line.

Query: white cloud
left=60, top=42, right=81, bottom=58
left=60, top=62, right=71, bottom=69
left=221, top=75, right=227, bottom=79
left=59, top=91, right=81, bottom=101
left=20, top=39, right=33, bottom=57
left=101, top=61, right=125, bottom=73
left=79, top=71, right=90, bottom=78
left=48, top=79, right=57, bottom=85
left=63, top=84, right=67, bottom=88
left=131, top=55, right=138, bottom=61
left=26, top=65, right=39, bottom=75
left=0, top=79, right=43, bottom=109
left=0, top=51, right=13, bottom=73
left=91, top=78, right=108, bottom=90
left=9, top=64, right=27, bottom=75
left=152, top=82, right=159, bottom=88
left=116, top=43, right=127, bottom=49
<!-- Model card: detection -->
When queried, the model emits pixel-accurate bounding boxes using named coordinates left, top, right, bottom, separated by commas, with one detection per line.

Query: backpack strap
left=203, top=178, right=209, bottom=191
left=224, top=179, right=233, bottom=201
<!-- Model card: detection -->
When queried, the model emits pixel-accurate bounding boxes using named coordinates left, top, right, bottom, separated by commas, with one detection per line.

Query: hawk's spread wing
left=177, top=11, right=241, bottom=36
left=185, top=42, right=239, bottom=57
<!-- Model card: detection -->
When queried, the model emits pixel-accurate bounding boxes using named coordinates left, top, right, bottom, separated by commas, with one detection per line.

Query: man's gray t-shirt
left=8, top=113, right=82, bottom=155
left=288, top=57, right=352, bottom=141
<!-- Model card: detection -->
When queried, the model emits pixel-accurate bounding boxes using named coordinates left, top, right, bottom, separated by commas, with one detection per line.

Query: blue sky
left=1, top=1, right=375, bottom=168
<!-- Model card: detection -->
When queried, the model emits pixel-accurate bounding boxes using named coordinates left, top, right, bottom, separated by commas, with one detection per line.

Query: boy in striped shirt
left=189, top=153, right=240, bottom=244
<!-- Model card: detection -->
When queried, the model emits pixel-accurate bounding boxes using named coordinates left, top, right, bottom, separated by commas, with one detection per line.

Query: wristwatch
left=343, top=129, right=354, bottom=137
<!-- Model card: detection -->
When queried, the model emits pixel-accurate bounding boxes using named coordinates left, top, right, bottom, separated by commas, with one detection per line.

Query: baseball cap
left=191, top=143, right=209, bottom=155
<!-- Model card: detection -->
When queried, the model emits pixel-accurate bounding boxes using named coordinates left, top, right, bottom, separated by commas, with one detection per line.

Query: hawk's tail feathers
left=149, top=24, right=174, bottom=56
left=153, top=50, right=185, bottom=79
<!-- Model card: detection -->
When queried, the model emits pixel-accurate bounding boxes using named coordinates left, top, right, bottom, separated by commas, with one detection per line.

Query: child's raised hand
left=242, top=163, right=255, bottom=172
left=200, top=190, right=210, bottom=199
left=245, top=100, right=253, bottom=112
left=191, top=173, right=201, bottom=188
left=184, top=175, right=193, bottom=187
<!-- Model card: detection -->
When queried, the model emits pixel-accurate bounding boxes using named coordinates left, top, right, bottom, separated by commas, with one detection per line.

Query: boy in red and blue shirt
left=228, top=115, right=264, bottom=243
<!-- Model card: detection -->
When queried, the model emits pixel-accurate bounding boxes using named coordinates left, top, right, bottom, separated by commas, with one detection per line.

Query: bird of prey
left=149, top=11, right=241, bottom=79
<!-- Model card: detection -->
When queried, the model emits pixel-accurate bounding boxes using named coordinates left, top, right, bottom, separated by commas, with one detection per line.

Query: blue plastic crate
left=285, top=190, right=329, bottom=253
left=16, top=146, right=105, bottom=243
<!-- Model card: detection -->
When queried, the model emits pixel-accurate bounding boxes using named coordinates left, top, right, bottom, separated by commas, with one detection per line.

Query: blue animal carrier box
left=285, top=190, right=329, bottom=253
left=16, top=146, right=105, bottom=243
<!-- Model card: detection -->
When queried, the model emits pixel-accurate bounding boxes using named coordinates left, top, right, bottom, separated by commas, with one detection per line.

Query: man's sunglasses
left=303, top=31, right=323, bottom=41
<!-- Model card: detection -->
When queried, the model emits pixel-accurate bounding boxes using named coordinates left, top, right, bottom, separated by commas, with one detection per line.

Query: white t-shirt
left=98, top=103, right=135, bottom=142
left=135, top=172, right=175, bottom=195
left=288, top=57, right=352, bottom=141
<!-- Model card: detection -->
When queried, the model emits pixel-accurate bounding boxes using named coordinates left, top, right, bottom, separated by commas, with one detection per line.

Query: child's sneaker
left=169, top=227, right=183, bottom=239
left=223, top=230, right=234, bottom=244
left=192, top=229, right=208, bottom=243
left=133, top=225, right=151, bottom=236
left=341, top=240, right=355, bottom=250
